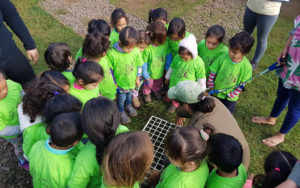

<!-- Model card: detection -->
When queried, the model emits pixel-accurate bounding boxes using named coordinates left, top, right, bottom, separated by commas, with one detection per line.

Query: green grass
left=12, top=0, right=300, bottom=177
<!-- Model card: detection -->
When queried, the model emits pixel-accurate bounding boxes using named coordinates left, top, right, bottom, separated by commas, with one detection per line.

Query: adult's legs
left=252, top=13, right=279, bottom=63
left=2, top=47, right=37, bottom=91
left=243, top=7, right=257, bottom=35
left=252, top=79, right=289, bottom=125
left=279, top=89, right=300, bottom=134
left=270, top=79, right=290, bottom=117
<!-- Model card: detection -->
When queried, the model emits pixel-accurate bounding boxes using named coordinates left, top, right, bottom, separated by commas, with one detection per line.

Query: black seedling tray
left=142, top=116, right=178, bottom=171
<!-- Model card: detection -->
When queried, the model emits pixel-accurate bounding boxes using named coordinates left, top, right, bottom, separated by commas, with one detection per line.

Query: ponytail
left=253, top=151, right=297, bottom=188
left=72, top=58, right=103, bottom=84
left=189, top=94, right=216, bottom=113
left=81, top=97, right=120, bottom=165
left=95, top=130, right=115, bottom=165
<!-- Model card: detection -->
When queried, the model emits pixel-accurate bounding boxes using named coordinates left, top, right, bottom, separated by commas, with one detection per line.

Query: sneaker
left=132, top=97, right=141, bottom=108
left=125, top=105, right=137, bottom=117
left=144, top=94, right=152, bottom=103
left=120, top=112, right=131, bottom=124
left=152, top=92, right=162, bottom=101
left=251, top=60, right=258, bottom=70
left=18, top=160, right=29, bottom=171
left=168, top=104, right=178, bottom=113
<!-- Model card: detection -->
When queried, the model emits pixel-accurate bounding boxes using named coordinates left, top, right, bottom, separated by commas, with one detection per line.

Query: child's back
left=29, top=139, right=76, bottom=188
left=68, top=97, right=129, bottom=188
left=206, top=133, right=247, bottom=188
left=206, top=164, right=247, bottom=188
left=28, top=112, right=83, bottom=188
left=156, top=161, right=209, bottom=188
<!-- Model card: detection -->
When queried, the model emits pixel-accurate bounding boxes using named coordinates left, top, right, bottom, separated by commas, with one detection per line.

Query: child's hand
left=277, top=48, right=288, bottom=66
left=165, top=79, right=169, bottom=85
left=136, top=77, right=141, bottom=88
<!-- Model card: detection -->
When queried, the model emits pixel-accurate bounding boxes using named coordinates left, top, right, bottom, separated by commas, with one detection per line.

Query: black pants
left=0, top=46, right=36, bottom=90
left=218, top=98, right=237, bottom=114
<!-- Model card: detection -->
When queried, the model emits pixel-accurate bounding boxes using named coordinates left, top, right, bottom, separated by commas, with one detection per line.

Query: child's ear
left=68, top=56, right=73, bottom=65
left=101, top=52, right=107, bottom=57
left=78, top=79, right=85, bottom=86
left=46, top=126, right=51, bottom=135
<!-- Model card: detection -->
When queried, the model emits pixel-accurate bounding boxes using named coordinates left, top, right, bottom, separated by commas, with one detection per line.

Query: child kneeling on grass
left=206, top=133, right=247, bottom=188
left=207, top=31, right=254, bottom=113
left=165, top=34, right=206, bottom=113
left=28, top=112, right=83, bottom=188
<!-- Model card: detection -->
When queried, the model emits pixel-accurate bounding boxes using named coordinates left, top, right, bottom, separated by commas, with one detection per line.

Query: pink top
left=277, top=15, right=300, bottom=91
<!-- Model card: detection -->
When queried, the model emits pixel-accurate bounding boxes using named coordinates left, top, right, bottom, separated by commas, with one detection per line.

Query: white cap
left=179, top=34, right=198, bottom=59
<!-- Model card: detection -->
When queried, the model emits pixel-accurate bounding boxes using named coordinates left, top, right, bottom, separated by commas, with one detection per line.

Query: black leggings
left=0, top=47, right=36, bottom=90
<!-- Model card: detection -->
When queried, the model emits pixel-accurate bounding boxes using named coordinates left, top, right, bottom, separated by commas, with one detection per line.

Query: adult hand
left=26, top=48, right=39, bottom=64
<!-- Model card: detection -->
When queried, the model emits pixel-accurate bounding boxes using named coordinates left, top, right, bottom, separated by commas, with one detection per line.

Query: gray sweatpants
left=243, top=7, right=279, bottom=63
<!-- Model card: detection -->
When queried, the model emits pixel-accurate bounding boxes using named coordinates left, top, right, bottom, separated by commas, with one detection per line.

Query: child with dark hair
left=107, top=26, right=144, bottom=124
left=75, top=19, right=111, bottom=59
left=68, top=97, right=129, bottom=188
left=0, top=71, right=27, bottom=169
left=165, top=34, right=206, bottom=112
left=142, top=22, right=168, bottom=103
left=101, top=132, right=154, bottom=188
left=19, top=83, right=66, bottom=158
left=156, top=126, right=209, bottom=188
left=28, top=112, right=83, bottom=188
left=80, top=32, right=116, bottom=100
left=40, top=70, right=70, bottom=93
left=198, top=25, right=228, bottom=78
left=207, top=31, right=254, bottom=113
left=44, top=42, right=75, bottom=83
left=206, top=133, right=247, bottom=188
left=131, top=30, right=151, bottom=108
left=70, top=58, right=103, bottom=106
left=167, top=18, right=191, bottom=59
left=43, top=94, right=82, bottom=124
left=109, top=8, right=128, bottom=47
left=148, top=8, right=168, bottom=27
left=247, top=151, right=297, bottom=188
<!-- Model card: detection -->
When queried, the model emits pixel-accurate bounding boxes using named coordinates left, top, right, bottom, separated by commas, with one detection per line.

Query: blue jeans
left=270, top=79, right=300, bottom=134
left=218, top=98, right=237, bottom=114
left=117, top=90, right=132, bottom=112
left=243, top=7, right=278, bottom=63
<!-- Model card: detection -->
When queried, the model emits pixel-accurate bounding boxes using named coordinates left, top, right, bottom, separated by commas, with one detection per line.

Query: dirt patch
left=0, top=138, right=32, bottom=188
left=39, top=0, right=148, bottom=36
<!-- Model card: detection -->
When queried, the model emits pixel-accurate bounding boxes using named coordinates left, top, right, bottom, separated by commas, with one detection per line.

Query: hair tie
left=200, top=130, right=209, bottom=141
left=54, top=91, right=60, bottom=96
left=82, top=58, right=87, bottom=63
left=274, top=168, right=280, bottom=172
